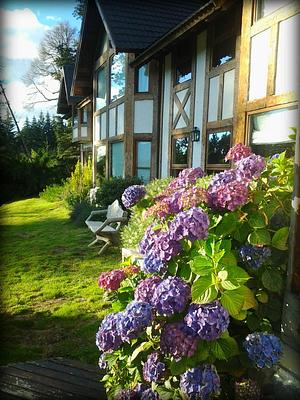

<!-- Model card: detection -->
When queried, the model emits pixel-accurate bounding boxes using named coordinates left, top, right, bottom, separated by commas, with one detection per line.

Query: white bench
left=85, top=200, right=127, bottom=255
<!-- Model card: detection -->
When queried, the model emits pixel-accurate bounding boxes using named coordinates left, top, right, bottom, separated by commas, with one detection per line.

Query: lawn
left=0, top=198, right=121, bottom=365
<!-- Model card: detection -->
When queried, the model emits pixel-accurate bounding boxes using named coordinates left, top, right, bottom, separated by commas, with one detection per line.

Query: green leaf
left=192, top=275, right=217, bottom=303
left=193, top=255, right=212, bottom=267
left=210, top=336, right=239, bottom=360
left=221, top=280, right=240, bottom=290
left=253, top=190, right=266, bottom=204
left=215, top=212, right=238, bottom=236
left=231, top=310, right=247, bottom=320
left=239, top=285, right=258, bottom=310
left=272, top=227, right=289, bottom=250
left=247, top=313, right=260, bottom=331
left=190, top=256, right=213, bottom=276
left=262, top=269, right=283, bottom=293
left=221, top=288, right=244, bottom=316
left=248, top=212, right=266, bottom=228
left=256, top=289, right=269, bottom=303
left=130, top=341, right=153, bottom=362
left=233, top=223, right=251, bottom=243
left=212, top=249, right=225, bottom=265
left=219, top=251, right=237, bottom=267
left=248, top=229, right=271, bottom=245
left=225, top=265, right=250, bottom=283
left=218, top=270, right=228, bottom=281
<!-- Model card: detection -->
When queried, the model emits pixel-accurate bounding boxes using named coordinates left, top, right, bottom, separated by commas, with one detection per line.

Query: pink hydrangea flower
left=98, top=269, right=126, bottom=291
left=225, top=143, right=252, bottom=163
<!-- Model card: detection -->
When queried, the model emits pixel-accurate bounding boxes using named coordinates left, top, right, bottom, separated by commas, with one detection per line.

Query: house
left=57, top=0, right=300, bottom=390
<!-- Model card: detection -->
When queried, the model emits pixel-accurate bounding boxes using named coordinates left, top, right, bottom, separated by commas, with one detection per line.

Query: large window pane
left=96, top=65, right=106, bottom=110
left=136, top=141, right=151, bottom=183
left=100, top=112, right=107, bottom=140
left=111, top=142, right=124, bottom=177
left=222, top=69, right=235, bottom=119
left=212, top=37, right=235, bottom=68
left=96, top=145, right=106, bottom=181
left=173, top=136, right=189, bottom=165
left=174, top=40, right=192, bottom=84
left=137, top=64, right=149, bottom=92
left=249, top=107, right=297, bottom=157
left=110, top=53, right=126, bottom=102
left=207, top=130, right=231, bottom=165
left=208, top=76, right=220, bottom=122
left=257, top=0, right=289, bottom=19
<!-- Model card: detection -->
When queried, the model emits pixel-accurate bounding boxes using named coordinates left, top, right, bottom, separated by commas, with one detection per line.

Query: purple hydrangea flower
left=160, top=322, right=198, bottom=360
left=134, top=276, right=162, bottom=303
left=96, top=312, right=123, bottom=352
left=141, top=389, right=160, bottom=400
left=184, top=301, right=229, bottom=341
left=134, top=383, right=149, bottom=397
left=169, top=168, right=205, bottom=190
left=143, top=352, right=166, bottom=382
left=236, top=154, right=266, bottom=180
left=207, top=179, right=249, bottom=211
left=239, top=245, right=271, bottom=269
left=98, top=269, right=126, bottom=291
left=98, top=353, right=107, bottom=369
left=225, top=143, right=253, bottom=163
left=115, top=389, right=138, bottom=400
left=122, top=185, right=146, bottom=208
left=178, top=186, right=208, bottom=210
left=117, top=301, right=153, bottom=342
left=168, top=207, right=210, bottom=242
left=243, top=332, right=282, bottom=368
left=142, top=253, right=166, bottom=274
left=153, top=277, right=191, bottom=316
left=209, top=169, right=247, bottom=186
left=139, top=225, right=157, bottom=255
left=180, top=364, right=220, bottom=399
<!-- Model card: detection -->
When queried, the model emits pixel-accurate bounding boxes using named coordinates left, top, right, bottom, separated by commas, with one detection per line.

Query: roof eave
left=131, top=0, right=219, bottom=68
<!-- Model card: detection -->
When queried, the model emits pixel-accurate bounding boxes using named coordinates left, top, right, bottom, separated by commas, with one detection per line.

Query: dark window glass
left=137, top=64, right=149, bottom=92
left=212, top=37, right=235, bottom=68
left=136, top=141, right=151, bottom=183
left=111, top=142, right=124, bottom=177
left=96, top=66, right=106, bottom=110
left=176, top=61, right=192, bottom=84
left=110, top=53, right=126, bottom=102
left=174, top=40, right=192, bottom=84
left=96, top=145, right=106, bottom=180
left=207, top=130, right=231, bottom=164
left=173, top=136, right=189, bottom=165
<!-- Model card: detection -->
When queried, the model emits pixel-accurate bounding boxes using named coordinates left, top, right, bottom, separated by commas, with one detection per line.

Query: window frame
left=110, top=140, right=124, bottom=178
left=205, top=127, right=232, bottom=171
left=134, top=139, right=152, bottom=183
left=136, top=63, right=150, bottom=93
left=170, top=133, right=191, bottom=176
left=109, top=52, right=126, bottom=104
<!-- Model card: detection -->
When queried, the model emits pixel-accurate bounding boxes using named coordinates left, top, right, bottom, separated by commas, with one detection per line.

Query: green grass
left=0, top=198, right=121, bottom=365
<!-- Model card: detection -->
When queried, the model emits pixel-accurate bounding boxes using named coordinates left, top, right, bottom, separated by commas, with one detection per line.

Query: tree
left=73, top=0, right=87, bottom=19
left=23, top=22, right=78, bottom=107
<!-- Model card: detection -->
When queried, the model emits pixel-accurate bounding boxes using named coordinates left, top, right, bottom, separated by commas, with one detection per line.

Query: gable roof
left=96, top=0, right=210, bottom=52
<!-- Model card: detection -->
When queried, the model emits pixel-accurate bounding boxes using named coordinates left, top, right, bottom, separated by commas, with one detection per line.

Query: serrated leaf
left=215, top=212, right=238, bottom=236
left=248, top=212, right=266, bottom=228
left=190, top=256, right=213, bottom=276
left=221, top=280, right=240, bottom=290
left=218, top=270, right=228, bottom=281
left=239, top=285, right=258, bottom=310
left=232, top=310, right=247, bottom=320
left=130, top=341, right=153, bottom=362
left=225, top=265, right=250, bottom=283
left=195, top=286, right=218, bottom=304
left=219, top=251, right=237, bottom=267
left=191, top=275, right=213, bottom=301
left=262, top=269, right=283, bottom=293
left=248, top=229, right=271, bottom=245
left=210, top=336, right=239, bottom=360
left=272, top=227, right=289, bottom=250
left=233, top=223, right=251, bottom=243
left=221, top=288, right=244, bottom=316
left=256, top=290, right=269, bottom=303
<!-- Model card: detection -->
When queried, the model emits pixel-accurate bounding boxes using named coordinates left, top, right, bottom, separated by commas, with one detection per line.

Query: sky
left=0, top=0, right=82, bottom=127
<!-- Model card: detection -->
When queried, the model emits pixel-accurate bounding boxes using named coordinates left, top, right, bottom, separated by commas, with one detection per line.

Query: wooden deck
left=0, top=358, right=106, bottom=399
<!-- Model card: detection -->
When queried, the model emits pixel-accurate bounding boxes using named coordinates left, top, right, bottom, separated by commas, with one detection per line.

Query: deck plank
left=0, top=358, right=106, bottom=400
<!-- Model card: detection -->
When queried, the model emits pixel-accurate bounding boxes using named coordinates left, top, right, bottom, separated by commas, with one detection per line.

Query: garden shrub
left=69, top=199, right=95, bottom=226
left=95, top=176, right=142, bottom=209
left=39, top=184, right=65, bottom=202
left=95, top=145, right=294, bottom=400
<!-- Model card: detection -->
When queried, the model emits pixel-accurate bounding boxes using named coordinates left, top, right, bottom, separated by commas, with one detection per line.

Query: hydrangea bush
left=96, top=144, right=293, bottom=399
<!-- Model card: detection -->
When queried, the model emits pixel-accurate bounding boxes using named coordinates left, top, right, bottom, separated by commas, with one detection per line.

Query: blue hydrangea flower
left=142, top=253, right=166, bottom=274
left=184, top=301, right=229, bottom=341
left=143, top=352, right=166, bottom=382
left=134, top=276, right=162, bottom=304
left=122, top=185, right=146, bottom=208
left=153, top=276, right=191, bottom=316
left=117, top=301, right=153, bottom=342
left=160, top=322, right=198, bottom=361
left=96, top=312, right=123, bottom=352
left=243, top=332, right=282, bottom=368
left=239, top=245, right=271, bottom=269
left=141, top=389, right=160, bottom=400
left=180, top=364, right=220, bottom=399
left=168, top=207, right=209, bottom=241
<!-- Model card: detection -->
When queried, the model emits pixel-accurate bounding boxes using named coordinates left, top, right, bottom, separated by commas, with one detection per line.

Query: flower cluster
left=243, top=332, right=282, bottom=368
left=142, top=253, right=167, bottom=274
left=115, top=385, right=159, bottom=400
left=96, top=312, right=123, bottom=352
left=134, top=276, right=162, bottom=304
left=122, top=264, right=140, bottom=275
left=152, top=277, right=191, bottom=316
left=225, top=143, right=252, bottom=163
left=169, top=207, right=210, bottom=241
left=236, top=154, right=266, bottom=180
left=122, top=185, right=146, bottom=208
left=98, top=353, right=107, bottom=369
left=180, top=364, right=220, bottom=399
left=168, top=167, right=205, bottom=190
left=118, top=301, right=153, bottom=342
left=98, top=269, right=126, bottom=291
left=178, top=186, right=208, bottom=210
left=239, top=245, right=272, bottom=269
left=160, top=322, right=198, bottom=360
left=185, top=301, right=230, bottom=341
left=207, top=179, right=249, bottom=211
left=143, top=352, right=166, bottom=382
left=115, top=389, right=138, bottom=400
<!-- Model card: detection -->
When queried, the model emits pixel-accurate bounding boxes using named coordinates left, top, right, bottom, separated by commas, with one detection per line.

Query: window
left=73, top=113, right=78, bottom=127
left=207, top=130, right=231, bottom=166
left=136, top=141, right=151, bottom=183
left=111, top=141, right=124, bottom=177
left=110, top=53, right=126, bottom=102
left=137, top=64, right=149, bottom=92
left=174, top=40, right=192, bottom=85
left=255, top=0, right=289, bottom=20
left=249, top=107, right=297, bottom=157
left=211, top=36, right=235, bottom=68
left=96, top=65, right=107, bottom=110
left=171, top=136, right=189, bottom=176
left=96, top=144, right=106, bottom=180
left=81, top=106, right=88, bottom=124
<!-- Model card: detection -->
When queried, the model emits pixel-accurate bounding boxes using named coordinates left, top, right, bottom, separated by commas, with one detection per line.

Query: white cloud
left=0, top=8, right=46, bottom=31
left=46, top=15, right=61, bottom=22
left=3, top=33, right=38, bottom=59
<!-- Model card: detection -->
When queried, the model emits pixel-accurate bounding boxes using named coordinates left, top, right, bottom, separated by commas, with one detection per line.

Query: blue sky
left=0, top=1, right=82, bottom=125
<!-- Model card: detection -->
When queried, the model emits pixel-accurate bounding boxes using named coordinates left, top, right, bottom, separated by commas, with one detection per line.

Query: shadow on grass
left=0, top=307, right=111, bottom=366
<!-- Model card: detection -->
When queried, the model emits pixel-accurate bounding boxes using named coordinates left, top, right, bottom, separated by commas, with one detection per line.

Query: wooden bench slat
left=50, top=357, right=100, bottom=374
